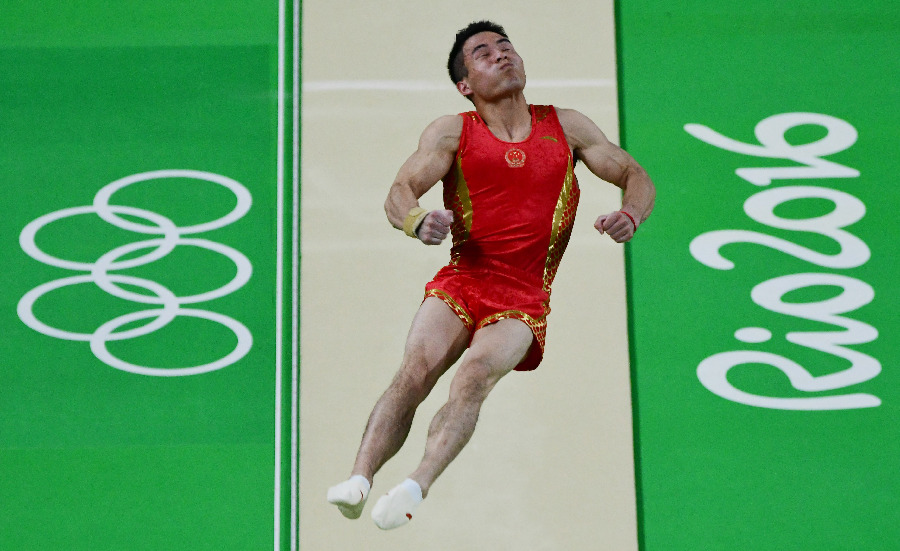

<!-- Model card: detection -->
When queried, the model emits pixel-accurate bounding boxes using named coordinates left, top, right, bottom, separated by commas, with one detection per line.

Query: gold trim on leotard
left=425, top=288, right=475, bottom=330
left=447, top=156, right=474, bottom=266
left=542, top=155, right=579, bottom=292
left=476, top=308, right=549, bottom=354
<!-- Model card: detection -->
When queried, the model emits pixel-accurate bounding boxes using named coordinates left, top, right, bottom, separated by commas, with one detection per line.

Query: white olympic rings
left=17, top=169, right=254, bottom=377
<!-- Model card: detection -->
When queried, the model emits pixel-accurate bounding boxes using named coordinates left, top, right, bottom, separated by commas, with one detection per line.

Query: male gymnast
left=327, top=20, right=656, bottom=530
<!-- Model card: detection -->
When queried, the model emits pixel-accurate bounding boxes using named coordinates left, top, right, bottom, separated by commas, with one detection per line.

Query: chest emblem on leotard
left=505, top=148, right=526, bottom=168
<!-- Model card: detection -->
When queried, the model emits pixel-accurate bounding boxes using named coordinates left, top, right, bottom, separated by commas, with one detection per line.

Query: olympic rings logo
left=17, top=170, right=254, bottom=377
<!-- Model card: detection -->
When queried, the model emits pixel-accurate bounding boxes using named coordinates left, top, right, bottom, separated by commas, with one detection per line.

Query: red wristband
left=621, top=210, right=637, bottom=232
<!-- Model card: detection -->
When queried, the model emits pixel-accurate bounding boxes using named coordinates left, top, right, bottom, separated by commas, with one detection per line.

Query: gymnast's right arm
left=384, top=115, right=461, bottom=245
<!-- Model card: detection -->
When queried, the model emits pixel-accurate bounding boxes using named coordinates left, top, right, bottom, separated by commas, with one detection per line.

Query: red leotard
left=425, top=104, right=580, bottom=370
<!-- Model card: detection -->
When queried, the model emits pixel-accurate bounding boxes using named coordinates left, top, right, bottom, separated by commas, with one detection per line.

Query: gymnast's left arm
left=557, top=108, right=656, bottom=243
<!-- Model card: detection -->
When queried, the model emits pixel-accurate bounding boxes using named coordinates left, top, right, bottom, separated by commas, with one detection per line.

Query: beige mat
left=300, top=3, right=637, bottom=548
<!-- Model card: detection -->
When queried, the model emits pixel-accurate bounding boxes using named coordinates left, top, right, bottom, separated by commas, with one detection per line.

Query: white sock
left=371, top=478, right=424, bottom=530
left=326, top=475, right=371, bottom=520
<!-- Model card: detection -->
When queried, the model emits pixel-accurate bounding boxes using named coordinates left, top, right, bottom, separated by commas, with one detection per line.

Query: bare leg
left=371, top=318, right=533, bottom=529
left=350, top=297, right=470, bottom=482
left=411, top=318, right=533, bottom=495
left=328, top=298, right=469, bottom=519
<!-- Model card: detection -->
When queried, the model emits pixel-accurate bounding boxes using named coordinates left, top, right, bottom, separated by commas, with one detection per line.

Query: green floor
left=620, top=1, right=900, bottom=549
left=1, top=2, right=296, bottom=549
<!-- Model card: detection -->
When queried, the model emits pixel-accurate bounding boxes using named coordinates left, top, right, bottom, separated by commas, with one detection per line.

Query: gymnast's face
left=457, top=32, right=526, bottom=101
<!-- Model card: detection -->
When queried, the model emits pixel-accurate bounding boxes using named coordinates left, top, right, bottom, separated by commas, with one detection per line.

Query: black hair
left=447, top=20, right=509, bottom=85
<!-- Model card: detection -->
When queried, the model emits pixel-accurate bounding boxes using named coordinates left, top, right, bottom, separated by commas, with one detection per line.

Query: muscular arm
left=558, top=108, right=656, bottom=242
left=384, top=115, right=462, bottom=244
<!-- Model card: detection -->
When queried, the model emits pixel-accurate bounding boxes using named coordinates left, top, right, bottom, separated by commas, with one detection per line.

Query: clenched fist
left=417, top=209, right=454, bottom=245
left=595, top=210, right=637, bottom=243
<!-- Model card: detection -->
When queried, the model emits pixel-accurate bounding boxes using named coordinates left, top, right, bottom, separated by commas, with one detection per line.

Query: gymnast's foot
left=326, top=475, right=371, bottom=520
left=371, top=478, right=424, bottom=530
